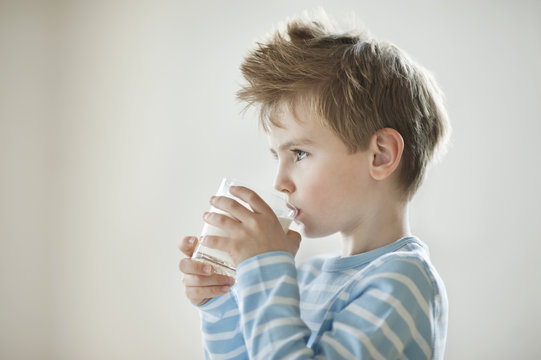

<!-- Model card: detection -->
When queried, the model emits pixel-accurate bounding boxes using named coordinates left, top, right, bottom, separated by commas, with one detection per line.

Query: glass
left=192, top=178, right=297, bottom=277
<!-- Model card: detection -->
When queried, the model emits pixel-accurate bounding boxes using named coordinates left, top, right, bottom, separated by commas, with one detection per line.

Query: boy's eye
left=293, top=149, right=308, bottom=162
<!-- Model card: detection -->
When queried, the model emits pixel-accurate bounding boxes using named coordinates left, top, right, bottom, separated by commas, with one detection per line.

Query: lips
left=291, top=209, right=302, bottom=226
left=286, top=202, right=299, bottom=219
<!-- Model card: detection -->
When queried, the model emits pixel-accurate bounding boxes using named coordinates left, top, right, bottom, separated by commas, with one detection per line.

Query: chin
left=299, top=223, right=334, bottom=239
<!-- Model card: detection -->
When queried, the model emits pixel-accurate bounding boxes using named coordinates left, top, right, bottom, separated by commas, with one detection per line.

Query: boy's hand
left=201, top=185, right=302, bottom=265
left=178, top=236, right=235, bottom=306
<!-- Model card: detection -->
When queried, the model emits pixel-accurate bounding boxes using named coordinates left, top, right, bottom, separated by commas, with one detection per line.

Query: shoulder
left=364, top=242, right=443, bottom=297
left=353, top=240, right=448, bottom=321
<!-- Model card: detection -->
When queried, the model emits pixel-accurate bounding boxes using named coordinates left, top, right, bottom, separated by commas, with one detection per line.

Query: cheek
left=298, top=178, right=349, bottom=237
left=303, top=159, right=366, bottom=213
left=301, top=170, right=345, bottom=215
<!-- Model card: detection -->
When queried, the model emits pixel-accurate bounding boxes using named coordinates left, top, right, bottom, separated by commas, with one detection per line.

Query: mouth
left=294, top=209, right=301, bottom=222
left=286, top=203, right=300, bottom=219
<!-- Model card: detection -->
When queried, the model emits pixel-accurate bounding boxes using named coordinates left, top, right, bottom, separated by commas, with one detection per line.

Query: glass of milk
left=192, top=178, right=297, bottom=277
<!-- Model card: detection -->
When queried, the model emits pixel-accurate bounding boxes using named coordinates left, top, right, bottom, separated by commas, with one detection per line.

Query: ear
left=368, top=128, right=404, bottom=181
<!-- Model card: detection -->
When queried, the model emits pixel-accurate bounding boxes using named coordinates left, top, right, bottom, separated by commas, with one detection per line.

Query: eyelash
left=271, top=149, right=309, bottom=162
left=292, top=149, right=308, bottom=162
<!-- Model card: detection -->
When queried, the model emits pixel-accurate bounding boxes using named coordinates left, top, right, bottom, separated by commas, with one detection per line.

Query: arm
left=178, top=236, right=247, bottom=359
left=199, top=188, right=446, bottom=358
left=198, top=290, right=247, bottom=360
left=235, top=252, right=444, bottom=360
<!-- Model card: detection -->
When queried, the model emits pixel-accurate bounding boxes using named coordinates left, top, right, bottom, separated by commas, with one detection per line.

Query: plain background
left=1, top=0, right=540, bottom=359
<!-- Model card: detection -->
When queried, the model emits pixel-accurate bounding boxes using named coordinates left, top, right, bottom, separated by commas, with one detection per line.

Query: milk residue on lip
left=286, top=203, right=299, bottom=219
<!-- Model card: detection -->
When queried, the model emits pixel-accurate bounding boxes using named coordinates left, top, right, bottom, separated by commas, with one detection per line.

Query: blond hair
left=237, top=13, right=450, bottom=199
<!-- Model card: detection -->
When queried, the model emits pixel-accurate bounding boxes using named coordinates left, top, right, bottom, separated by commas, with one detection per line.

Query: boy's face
left=268, top=102, right=372, bottom=238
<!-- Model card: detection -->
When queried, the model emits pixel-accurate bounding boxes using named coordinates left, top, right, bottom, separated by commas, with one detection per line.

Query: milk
left=194, top=215, right=294, bottom=277
left=191, top=178, right=296, bottom=277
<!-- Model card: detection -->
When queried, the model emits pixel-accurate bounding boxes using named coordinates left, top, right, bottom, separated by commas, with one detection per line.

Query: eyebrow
left=269, top=138, right=315, bottom=153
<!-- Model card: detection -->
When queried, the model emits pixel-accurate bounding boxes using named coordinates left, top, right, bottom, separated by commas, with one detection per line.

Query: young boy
left=179, top=11, right=449, bottom=360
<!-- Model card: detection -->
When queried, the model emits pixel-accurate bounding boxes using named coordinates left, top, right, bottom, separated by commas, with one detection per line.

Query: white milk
left=194, top=215, right=294, bottom=277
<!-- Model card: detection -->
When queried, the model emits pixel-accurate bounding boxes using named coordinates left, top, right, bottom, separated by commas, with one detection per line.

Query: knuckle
left=193, top=274, right=204, bottom=284
left=211, top=214, right=221, bottom=224
left=246, top=216, right=257, bottom=227
left=232, top=200, right=245, bottom=212
left=222, top=197, right=235, bottom=208
left=179, top=259, right=186, bottom=272
left=215, top=214, right=228, bottom=226
left=194, top=261, right=211, bottom=275
left=212, top=286, right=225, bottom=296
left=251, top=219, right=264, bottom=232
left=247, top=192, right=258, bottom=203
left=231, top=242, right=241, bottom=254
left=288, top=230, right=301, bottom=241
left=186, top=287, right=199, bottom=299
left=179, top=258, right=192, bottom=272
left=207, top=212, right=219, bottom=224
left=193, top=287, right=206, bottom=299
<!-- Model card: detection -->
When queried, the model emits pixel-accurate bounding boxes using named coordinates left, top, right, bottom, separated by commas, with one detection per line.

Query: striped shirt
left=198, top=236, right=448, bottom=359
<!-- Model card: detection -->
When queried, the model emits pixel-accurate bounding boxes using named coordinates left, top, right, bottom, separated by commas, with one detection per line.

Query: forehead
left=267, top=101, right=333, bottom=147
left=268, top=101, right=319, bottom=134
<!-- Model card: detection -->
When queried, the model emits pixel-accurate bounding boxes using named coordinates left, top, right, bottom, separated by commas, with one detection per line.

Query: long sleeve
left=234, top=250, right=447, bottom=360
left=198, top=291, right=247, bottom=359
left=235, top=252, right=310, bottom=359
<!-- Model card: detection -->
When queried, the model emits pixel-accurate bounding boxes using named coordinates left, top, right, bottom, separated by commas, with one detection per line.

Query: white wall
left=1, top=0, right=540, bottom=359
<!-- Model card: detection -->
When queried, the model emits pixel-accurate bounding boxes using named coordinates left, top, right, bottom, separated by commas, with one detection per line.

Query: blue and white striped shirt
left=198, top=236, right=448, bottom=359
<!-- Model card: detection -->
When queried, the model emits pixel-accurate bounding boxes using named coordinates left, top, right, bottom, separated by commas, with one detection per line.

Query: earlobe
left=369, top=128, right=404, bottom=181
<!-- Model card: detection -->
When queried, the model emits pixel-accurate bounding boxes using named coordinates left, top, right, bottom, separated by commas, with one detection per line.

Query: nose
left=273, top=165, right=295, bottom=194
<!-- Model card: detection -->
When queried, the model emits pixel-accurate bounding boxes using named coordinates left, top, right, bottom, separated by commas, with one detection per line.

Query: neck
left=340, top=202, right=411, bottom=257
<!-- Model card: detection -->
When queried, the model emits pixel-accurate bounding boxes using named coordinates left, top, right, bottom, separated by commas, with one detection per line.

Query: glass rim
left=220, top=177, right=297, bottom=219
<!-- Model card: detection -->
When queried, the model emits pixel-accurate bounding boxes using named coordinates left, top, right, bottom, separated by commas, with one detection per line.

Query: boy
left=179, top=11, right=449, bottom=360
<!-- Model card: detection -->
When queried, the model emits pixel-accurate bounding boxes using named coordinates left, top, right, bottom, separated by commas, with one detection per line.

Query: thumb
left=178, top=236, right=199, bottom=258
left=285, top=230, right=302, bottom=256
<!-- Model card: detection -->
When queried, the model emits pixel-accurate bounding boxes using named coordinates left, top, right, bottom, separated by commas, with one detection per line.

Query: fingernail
left=203, top=212, right=209, bottom=220
left=187, top=237, right=195, bottom=245
left=203, top=265, right=212, bottom=274
left=221, top=286, right=229, bottom=293
left=209, top=196, right=216, bottom=204
left=226, top=277, right=235, bottom=285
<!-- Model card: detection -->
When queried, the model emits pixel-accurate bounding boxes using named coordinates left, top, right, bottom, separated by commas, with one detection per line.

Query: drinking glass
left=192, top=178, right=297, bottom=277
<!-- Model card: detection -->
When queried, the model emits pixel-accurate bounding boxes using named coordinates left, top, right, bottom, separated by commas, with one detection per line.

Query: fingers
left=179, top=258, right=234, bottom=288
left=179, top=257, right=214, bottom=275
left=203, top=211, right=239, bottom=235
left=183, top=272, right=235, bottom=287
left=286, top=229, right=302, bottom=255
left=185, top=284, right=231, bottom=306
left=200, top=234, right=230, bottom=253
left=228, top=185, right=272, bottom=214
left=177, top=236, right=198, bottom=257
left=209, top=195, right=253, bottom=220
left=179, top=257, right=235, bottom=306
left=286, top=229, right=302, bottom=243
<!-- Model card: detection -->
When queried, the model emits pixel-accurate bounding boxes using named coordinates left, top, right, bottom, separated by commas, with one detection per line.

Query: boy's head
left=237, top=12, right=450, bottom=201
